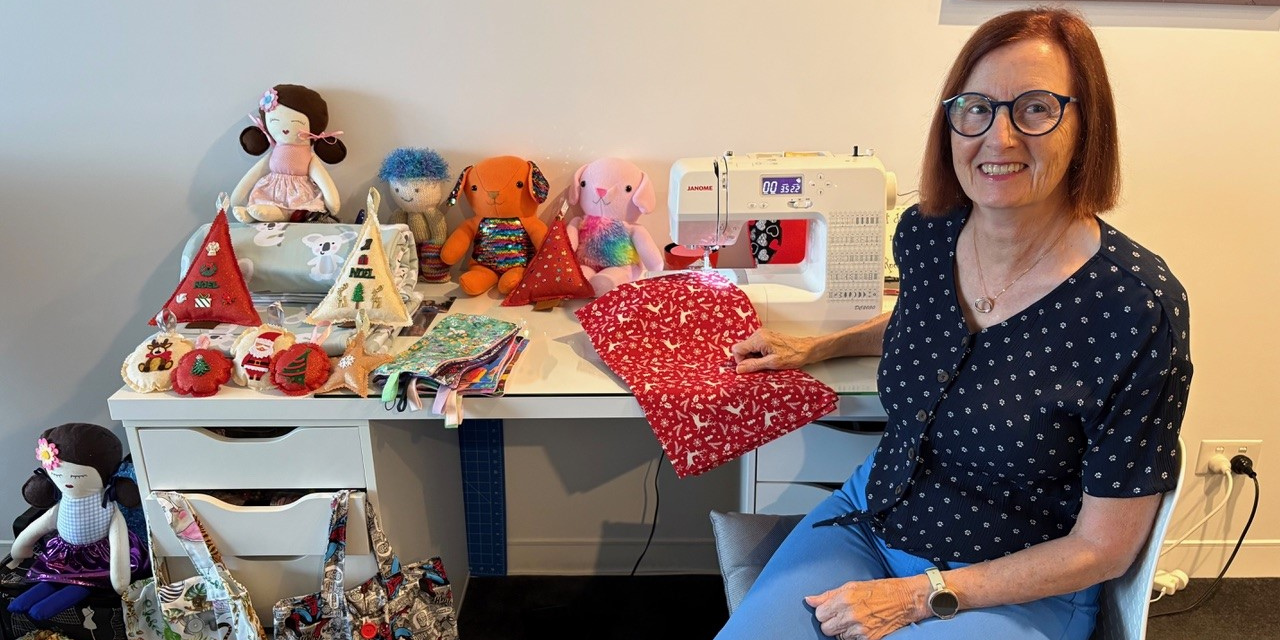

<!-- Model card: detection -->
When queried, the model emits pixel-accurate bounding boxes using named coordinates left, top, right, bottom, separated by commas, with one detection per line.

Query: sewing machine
left=667, top=150, right=896, bottom=334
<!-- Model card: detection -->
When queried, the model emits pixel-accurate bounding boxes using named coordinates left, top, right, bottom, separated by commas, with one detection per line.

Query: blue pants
left=716, top=451, right=1100, bottom=639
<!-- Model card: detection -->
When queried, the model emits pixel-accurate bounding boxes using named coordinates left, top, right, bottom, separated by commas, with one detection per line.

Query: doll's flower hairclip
left=259, top=88, right=279, bottom=113
left=36, top=438, right=60, bottom=470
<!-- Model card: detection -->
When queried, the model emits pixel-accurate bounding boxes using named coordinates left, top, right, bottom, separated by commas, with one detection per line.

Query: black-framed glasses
left=942, top=90, right=1078, bottom=137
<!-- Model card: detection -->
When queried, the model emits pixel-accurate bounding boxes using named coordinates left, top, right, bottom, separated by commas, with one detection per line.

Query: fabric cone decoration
left=502, top=210, right=595, bottom=307
left=151, top=195, right=260, bottom=326
left=307, top=188, right=411, bottom=327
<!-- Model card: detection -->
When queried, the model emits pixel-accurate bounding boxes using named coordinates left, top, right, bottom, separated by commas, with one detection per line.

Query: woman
left=719, top=8, right=1191, bottom=640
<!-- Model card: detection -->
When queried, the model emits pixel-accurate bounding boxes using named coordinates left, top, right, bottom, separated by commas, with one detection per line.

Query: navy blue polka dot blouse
left=866, top=205, right=1191, bottom=563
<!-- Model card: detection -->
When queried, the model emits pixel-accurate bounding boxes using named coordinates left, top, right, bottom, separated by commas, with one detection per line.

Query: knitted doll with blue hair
left=379, top=148, right=452, bottom=283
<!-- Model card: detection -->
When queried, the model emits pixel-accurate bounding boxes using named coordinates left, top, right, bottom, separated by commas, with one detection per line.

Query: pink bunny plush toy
left=6, top=423, right=148, bottom=620
left=565, top=157, right=664, bottom=297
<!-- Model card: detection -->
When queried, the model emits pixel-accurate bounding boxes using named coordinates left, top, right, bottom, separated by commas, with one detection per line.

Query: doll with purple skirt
left=5, top=423, right=150, bottom=620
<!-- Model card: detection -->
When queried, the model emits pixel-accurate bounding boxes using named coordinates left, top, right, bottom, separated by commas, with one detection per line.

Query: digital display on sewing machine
left=761, top=176, right=804, bottom=196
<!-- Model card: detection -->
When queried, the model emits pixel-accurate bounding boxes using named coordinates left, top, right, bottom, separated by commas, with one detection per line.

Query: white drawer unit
left=137, top=427, right=367, bottom=490
left=117, top=418, right=469, bottom=626
left=742, top=420, right=884, bottom=515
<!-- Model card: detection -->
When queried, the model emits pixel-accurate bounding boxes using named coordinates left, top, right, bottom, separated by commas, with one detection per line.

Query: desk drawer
left=755, top=421, right=881, bottom=483
left=146, top=492, right=370, bottom=558
left=137, top=426, right=367, bottom=490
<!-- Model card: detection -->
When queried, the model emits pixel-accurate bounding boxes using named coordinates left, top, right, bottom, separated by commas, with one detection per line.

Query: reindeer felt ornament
left=441, top=155, right=550, bottom=296
left=122, top=311, right=195, bottom=393
left=6, top=424, right=149, bottom=620
left=230, top=84, right=346, bottom=223
left=566, top=157, right=663, bottom=297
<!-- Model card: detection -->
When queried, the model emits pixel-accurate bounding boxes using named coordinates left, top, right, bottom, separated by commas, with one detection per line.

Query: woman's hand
left=805, top=577, right=925, bottom=640
left=730, top=328, right=814, bottom=373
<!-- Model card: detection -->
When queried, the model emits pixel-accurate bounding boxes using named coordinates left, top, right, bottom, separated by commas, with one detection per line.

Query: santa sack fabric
left=272, top=490, right=457, bottom=640
left=122, top=492, right=265, bottom=640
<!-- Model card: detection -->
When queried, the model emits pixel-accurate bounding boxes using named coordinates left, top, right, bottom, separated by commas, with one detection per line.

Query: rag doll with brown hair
left=5, top=424, right=149, bottom=620
left=230, top=84, right=347, bottom=223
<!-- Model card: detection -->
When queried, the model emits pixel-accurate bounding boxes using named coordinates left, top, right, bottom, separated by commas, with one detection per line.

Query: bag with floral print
left=271, top=490, right=457, bottom=640
left=123, top=492, right=266, bottom=640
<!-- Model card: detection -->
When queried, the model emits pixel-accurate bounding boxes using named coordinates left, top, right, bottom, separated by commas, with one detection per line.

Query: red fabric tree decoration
left=151, top=205, right=260, bottom=326
left=502, top=213, right=595, bottom=307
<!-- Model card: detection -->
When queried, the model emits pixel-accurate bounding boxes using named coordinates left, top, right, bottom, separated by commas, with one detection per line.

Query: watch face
left=930, top=590, right=959, bottom=618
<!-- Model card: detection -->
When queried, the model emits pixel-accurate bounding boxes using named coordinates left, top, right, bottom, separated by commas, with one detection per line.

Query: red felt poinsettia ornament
left=502, top=203, right=595, bottom=307
left=151, top=193, right=261, bottom=327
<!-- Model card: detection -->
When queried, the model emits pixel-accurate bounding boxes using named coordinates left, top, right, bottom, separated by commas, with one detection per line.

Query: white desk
left=108, top=282, right=887, bottom=611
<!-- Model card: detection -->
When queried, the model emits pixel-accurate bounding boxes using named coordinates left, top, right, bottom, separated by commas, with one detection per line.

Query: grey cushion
left=709, top=510, right=803, bottom=614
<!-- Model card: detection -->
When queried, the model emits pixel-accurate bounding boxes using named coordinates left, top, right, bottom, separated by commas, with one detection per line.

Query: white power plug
left=1207, top=454, right=1233, bottom=476
left=1152, top=569, right=1189, bottom=595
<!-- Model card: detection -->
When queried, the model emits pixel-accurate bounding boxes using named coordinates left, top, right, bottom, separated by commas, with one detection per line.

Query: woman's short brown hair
left=919, top=7, right=1119, bottom=219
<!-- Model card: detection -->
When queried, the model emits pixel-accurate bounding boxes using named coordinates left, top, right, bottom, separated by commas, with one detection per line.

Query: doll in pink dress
left=230, top=84, right=347, bottom=223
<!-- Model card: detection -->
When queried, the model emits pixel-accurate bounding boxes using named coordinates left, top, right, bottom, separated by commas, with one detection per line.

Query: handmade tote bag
left=272, top=490, right=457, bottom=640
left=123, top=491, right=266, bottom=640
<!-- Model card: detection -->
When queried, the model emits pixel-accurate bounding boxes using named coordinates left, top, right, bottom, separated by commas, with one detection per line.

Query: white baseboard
left=507, top=537, right=721, bottom=575
left=1159, top=539, right=1280, bottom=578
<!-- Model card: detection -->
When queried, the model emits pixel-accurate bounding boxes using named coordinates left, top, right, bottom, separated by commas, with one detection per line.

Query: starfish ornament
left=314, top=330, right=393, bottom=397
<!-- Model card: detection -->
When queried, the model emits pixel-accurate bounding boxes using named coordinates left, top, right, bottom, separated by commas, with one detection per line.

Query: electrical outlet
left=1195, top=439, right=1263, bottom=476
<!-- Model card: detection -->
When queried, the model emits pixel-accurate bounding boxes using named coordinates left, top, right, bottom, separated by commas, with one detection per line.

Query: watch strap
left=925, top=566, right=946, bottom=591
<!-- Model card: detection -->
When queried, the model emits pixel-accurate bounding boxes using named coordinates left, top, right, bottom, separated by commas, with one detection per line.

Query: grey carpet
left=458, top=575, right=1280, bottom=639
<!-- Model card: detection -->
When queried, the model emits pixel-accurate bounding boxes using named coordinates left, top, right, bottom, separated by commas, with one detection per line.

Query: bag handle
left=152, top=491, right=235, bottom=598
left=318, top=490, right=352, bottom=613
left=361, top=494, right=402, bottom=580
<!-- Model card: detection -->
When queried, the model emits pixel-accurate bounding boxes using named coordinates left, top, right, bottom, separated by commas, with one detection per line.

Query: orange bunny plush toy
left=441, top=155, right=550, bottom=296
left=565, top=157, right=664, bottom=297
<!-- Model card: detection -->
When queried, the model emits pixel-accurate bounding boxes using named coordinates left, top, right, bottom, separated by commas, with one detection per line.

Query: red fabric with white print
left=575, top=271, right=837, bottom=478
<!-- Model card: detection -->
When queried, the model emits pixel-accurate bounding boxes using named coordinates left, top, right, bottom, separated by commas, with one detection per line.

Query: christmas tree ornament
left=307, top=188, right=411, bottom=327
left=270, top=322, right=334, bottom=396
left=502, top=202, right=595, bottom=308
left=172, top=335, right=234, bottom=397
left=151, top=193, right=261, bottom=327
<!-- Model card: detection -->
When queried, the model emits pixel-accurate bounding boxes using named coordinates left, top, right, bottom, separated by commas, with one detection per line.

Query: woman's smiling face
left=951, top=38, right=1078, bottom=217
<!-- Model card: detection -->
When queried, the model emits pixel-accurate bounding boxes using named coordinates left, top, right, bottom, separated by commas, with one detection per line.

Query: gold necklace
left=971, top=220, right=1072, bottom=314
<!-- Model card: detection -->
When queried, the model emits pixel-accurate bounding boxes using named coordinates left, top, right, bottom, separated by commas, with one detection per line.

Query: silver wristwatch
left=925, top=567, right=959, bottom=620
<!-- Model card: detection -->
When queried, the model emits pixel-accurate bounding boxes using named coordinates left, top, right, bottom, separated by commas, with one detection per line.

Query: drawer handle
left=796, top=482, right=843, bottom=492
left=812, top=420, right=885, bottom=435
left=197, top=427, right=298, bottom=441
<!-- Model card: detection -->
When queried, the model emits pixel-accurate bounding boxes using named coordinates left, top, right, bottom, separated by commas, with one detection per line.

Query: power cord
left=1149, top=454, right=1259, bottom=619
left=630, top=451, right=665, bottom=576
left=1159, top=454, right=1233, bottom=558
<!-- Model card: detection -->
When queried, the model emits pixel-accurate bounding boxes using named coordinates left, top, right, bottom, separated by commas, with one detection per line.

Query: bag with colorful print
left=122, top=492, right=266, bottom=640
left=272, top=490, right=457, bottom=640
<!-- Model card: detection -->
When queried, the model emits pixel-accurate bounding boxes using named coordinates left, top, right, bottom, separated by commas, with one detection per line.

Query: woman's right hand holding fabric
left=731, top=329, right=815, bottom=373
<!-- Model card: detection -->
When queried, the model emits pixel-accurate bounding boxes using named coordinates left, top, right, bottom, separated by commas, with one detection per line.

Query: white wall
left=2, top=0, right=1277, bottom=577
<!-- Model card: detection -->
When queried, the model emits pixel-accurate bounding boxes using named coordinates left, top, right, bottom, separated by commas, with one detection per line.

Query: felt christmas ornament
left=502, top=204, right=595, bottom=307
left=270, top=343, right=331, bottom=396
left=314, top=313, right=393, bottom=397
left=230, top=323, right=297, bottom=390
left=306, top=188, right=411, bottom=326
left=151, top=194, right=261, bottom=327
left=441, top=155, right=550, bottom=296
left=172, top=336, right=234, bottom=398
left=122, top=312, right=195, bottom=393
left=565, top=157, right=664, bottom=297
